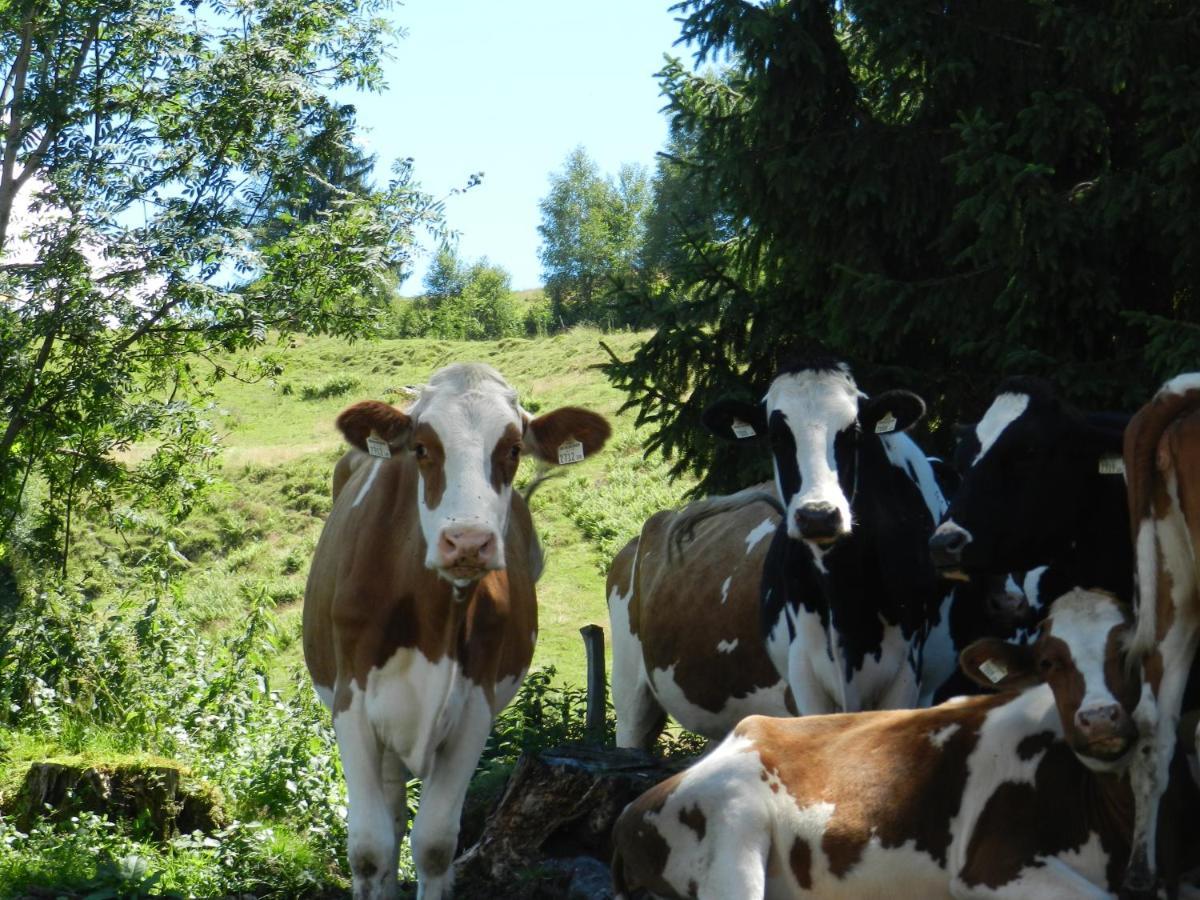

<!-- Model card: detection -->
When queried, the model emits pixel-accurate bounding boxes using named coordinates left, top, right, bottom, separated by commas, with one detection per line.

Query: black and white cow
left=683, top=358, right=958, bottom=713
left=929, top=376, right=1131, bottom=608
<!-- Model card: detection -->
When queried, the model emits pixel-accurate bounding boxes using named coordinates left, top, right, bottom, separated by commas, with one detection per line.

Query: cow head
left=703, top=359, right=926, bottom=544
left=337, top=363, right=610, bottom=584
left=961, top=589, right=1139, bottom=770
left=929, top=377, right=1125, bottom=576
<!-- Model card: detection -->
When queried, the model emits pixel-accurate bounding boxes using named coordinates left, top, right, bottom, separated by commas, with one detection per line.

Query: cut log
left=455, top=745, right=692, bottom=899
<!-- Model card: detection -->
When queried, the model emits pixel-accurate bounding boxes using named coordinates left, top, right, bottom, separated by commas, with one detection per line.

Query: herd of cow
left=301, top=358, right=1200, bottom=900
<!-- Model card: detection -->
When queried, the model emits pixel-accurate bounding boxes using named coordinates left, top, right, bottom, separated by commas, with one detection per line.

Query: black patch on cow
left=790, top=836, right=813, bottom=889
left=1016, top=730, right=1057, bottom=761
left=678, top=805, right=706, bottom=841
left=768, top=409, right=800, bottom=503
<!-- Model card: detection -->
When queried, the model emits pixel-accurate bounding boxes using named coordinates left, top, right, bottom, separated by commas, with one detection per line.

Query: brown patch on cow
left=304, top=442, right=538, bottom=715
left=490, top=423, right=523, bottom=492
left=736, top=699, right=994, bottom=879
left=336, top=400, right=411, bottom=452
left=1016, top=730, right=1056, bottom=761
left=411, top=422, right=446, bottom=509
left=610, top=775, right=679, bottom=898
left=789, top=835, right=813, bottom=889
left=526, top=406, right=611, bottom=463
left=960, top=741, right=1130, bottom=890
left=634, top=494, right=790, bottom=719
left=678, top=804, right=706, bottom=841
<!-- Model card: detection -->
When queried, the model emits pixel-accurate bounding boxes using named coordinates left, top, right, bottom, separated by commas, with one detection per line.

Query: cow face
left=703, top=360, right=926, bottom=544
left=337, top=363, right=609, bottom=584
left=961, top=589, right=1139, bottom=770
left=930, top=378, right=1124, bottom=576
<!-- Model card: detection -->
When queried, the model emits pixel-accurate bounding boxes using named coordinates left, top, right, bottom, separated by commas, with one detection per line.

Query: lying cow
left=304, top=363, right=609, bottom=900
left=682, top=357, right=957, bottom=713
left=612, top=589, right=1200, bottom=899
left=608, top=488, right=794, bottom=748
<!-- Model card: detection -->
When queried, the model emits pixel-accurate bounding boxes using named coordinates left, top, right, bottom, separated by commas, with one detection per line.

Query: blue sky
left=344, top=1, right=687, bottom=292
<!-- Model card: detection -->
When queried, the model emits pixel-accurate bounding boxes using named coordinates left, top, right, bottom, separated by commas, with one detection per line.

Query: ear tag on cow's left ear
left=1098, top=455, right=1125, bottom=476
left=978, top=658, right=1008, bottom=684
left=874, top=412, right=897, bottom=434
left=365, top=435, right=391, bottom=459
left=730, top=418, right=757, bottom=439
left=557, top=438, right=585, bottom=465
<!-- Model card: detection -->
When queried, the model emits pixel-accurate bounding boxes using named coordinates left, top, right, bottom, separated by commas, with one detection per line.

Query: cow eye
left=509, top=443, right=522, bottom=460
left=413, top=443, right=427, bottom=459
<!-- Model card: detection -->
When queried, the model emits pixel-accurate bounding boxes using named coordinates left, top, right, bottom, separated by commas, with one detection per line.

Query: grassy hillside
left=72, top=327, right=690, bottom=687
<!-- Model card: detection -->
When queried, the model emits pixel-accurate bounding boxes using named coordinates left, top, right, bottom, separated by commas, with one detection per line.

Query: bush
left=299, top=375, right=360, bottom=401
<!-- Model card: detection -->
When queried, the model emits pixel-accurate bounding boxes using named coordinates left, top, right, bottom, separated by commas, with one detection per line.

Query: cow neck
left=1059, top=470, right=1133, bottom=602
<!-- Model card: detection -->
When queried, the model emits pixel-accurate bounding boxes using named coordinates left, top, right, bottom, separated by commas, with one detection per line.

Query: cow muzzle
left=793, top=503, right=846, bottom=544
left=1073, top=703, right=1137, bottom=762
left=930, top=521, right=973, bottom=573
left=435, top=526, right=499, bottom=579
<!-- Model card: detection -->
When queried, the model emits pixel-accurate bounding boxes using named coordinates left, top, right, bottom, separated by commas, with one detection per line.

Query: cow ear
left=525, top=406, right=611, bottom=466
left=960, top=638, right=1039, bottom=692
left=859, top=390, right=926, bottom=435
left=1079, top=416, right=1126, bottom=458
left=702, top=398, right=767, bottom=442
left=336, top=401, right=412, bottom=453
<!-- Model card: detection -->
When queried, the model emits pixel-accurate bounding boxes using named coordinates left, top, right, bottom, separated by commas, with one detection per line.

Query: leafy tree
left=0, top=0, right=441, bottom=567
left=390, top=250, right=521, bottom=340
left=606, top=0, right=1200, bottom=496
left=537, top=146, right=651, bottom=327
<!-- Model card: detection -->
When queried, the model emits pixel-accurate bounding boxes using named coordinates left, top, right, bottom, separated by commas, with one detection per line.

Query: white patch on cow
left=881, top=433, right=949, bottom=522
left=745, top=517, right=775, bottom=554
left=972, top=392, right=1031, bottom=467
left=364, top=647, right=464, bottom=779
left=932, top=518, right=973, bottom=549
left=1022, top=566, right=1048, bottom=609
left=919, top=590, right=958, bottom=705
left=351, top=458, right=383, bottom=508
left=719, top=575, right=732, bottom=604
left=1043, top=591, right=1127, bottom=740
left=765, top=367, right=859, bottom=539
left=609, top=552, right=661, bottom=749
left=409, top=364, right=524, bottom=574
left=647, top=662, right=793, bottom=740
left=717, top=638, right=738, bottom=654
left=1130, top=517, right=1161, bottom=657
left=1159, top=372, right=1200, bottom=398
left=313, top=682, right=335, bottom=710
left=929, top=722, right=961, bottom=748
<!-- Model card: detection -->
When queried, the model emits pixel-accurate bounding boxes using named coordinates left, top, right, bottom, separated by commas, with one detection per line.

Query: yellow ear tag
left=557, top=438, right=585, bottom=465
left=875, top=412, right=897, bottom=434
left=1098, top=455, right=1125, bottom=476
left=365, top=436, right=391, bottom=459
left=731, top=418, right=757, bottom=439
left=978, top=658, right=1008, bottom=684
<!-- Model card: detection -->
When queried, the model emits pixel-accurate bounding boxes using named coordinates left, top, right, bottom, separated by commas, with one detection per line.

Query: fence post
left=579, top=624, right=606, bottom=746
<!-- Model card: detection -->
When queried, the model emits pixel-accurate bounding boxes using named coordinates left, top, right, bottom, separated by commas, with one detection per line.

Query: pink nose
left=1074, top=703, right=1129, bottom=741
left=437, top=527, right=497, bottom=569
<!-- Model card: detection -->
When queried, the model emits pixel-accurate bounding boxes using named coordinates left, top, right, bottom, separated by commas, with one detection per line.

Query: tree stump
left=12, top=759, right=225, bottom=840
left=455, top=745, right=692, bottom=899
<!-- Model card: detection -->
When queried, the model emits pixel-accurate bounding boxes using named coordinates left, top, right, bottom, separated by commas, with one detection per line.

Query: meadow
left=0, top=328, right=695, bottom=897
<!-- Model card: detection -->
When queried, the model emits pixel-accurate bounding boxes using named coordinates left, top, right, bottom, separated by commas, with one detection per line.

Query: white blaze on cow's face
left=764, top=366, right=860, bottom=544
left=407, top=364, right=527, bottom=582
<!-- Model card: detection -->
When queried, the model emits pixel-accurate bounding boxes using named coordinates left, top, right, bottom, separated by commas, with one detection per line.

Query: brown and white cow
left=304, top=363, right=609, bottom=900
left=1120, top=374, right=1200, bottom=897
left=607, top=487, right=795, bottom=748
left=612, top=589, right=1200, bottom=899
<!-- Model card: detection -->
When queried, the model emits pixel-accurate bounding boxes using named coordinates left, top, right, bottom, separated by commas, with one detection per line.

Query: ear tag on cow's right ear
left=731, top=419, right=757, bottom=439
left=557, top=438, right=585, bottom=465
left=1098, top=455, right=1125, bottom=476
left=365, top=435, right=391, bottom=459
left=978, top=658, right=1008, bottom=684
left=874, top=412, right=897, bottom=434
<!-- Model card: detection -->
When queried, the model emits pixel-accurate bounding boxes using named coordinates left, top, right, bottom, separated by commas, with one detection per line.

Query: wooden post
left=579, top=624, right=606, bottom=745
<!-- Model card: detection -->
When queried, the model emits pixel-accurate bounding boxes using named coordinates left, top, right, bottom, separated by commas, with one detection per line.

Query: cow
left=607, top=488, right=795, bottom=748
left=683, top=357, right=957, bottom=714
left=303, top=362, right=609, bottom=900
left=611, top=589, right=1200, bottom=899
left=929, top=376, right=1131, bottom=607
left=1118, top=374, right=1200, bottom=897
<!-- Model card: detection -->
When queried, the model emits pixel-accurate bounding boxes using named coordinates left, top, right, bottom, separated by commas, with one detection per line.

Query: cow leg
left=335, top=694, right=399, bottom=900
left=787, top=645, right=838, bottom=716
left=381, top=747, right=410, bottom=875
left=613, top=665, right=667, bottom=750
left=409, top=686, right=493, bottom=900
left=1126, top=630, right=1198, bottom=899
